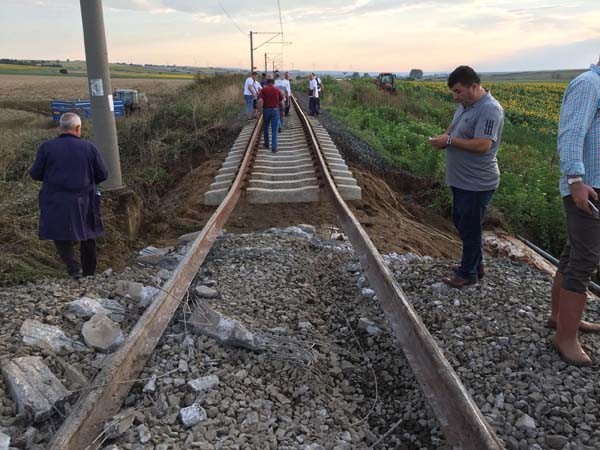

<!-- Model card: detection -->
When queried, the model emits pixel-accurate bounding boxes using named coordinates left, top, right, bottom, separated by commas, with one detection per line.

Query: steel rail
left=291, top=96, right=505, bottom=450
left=47, top=117, right=263, bottom=450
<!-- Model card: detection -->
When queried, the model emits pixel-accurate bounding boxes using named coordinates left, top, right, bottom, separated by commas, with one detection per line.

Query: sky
left=1, top=0, right=599, bottom=73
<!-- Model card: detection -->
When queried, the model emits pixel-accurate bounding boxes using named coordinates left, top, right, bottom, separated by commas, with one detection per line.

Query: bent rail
left=47, top=117, right=262, bottom=450
left=291, top=96, right=505, bottom=450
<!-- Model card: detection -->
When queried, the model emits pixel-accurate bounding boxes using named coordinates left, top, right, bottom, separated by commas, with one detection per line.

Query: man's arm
left=559, top=77, right=600, bottom=211
left=558, top=77, right=598, bottom=177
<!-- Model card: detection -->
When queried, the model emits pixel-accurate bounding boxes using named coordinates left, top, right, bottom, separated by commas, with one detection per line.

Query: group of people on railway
left=243, top=70, right=292, bottom=151
left=29, top=57, right=600, bottom=367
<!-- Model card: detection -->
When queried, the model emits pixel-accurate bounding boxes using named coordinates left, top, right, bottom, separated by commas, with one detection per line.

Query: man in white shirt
left=283, top=72, right=292, bottom=116
left=308, top=73, right=319, bottom=116
left=243, top=72, right=257, bottom=119
left=253, top=79, right=262, bottom=116
left=274, top=72, right=289, bottom=130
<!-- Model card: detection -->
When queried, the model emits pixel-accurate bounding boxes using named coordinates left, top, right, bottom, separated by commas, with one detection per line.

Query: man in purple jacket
left=30, top=112, right=108, bottom=279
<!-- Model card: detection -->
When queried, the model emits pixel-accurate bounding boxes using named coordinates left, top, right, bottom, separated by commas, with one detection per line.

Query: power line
left=216, top=0, right=245, bottom=36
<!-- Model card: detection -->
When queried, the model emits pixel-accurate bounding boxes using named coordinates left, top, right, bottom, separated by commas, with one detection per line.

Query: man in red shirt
left=257, top=76, right=285, bottom=152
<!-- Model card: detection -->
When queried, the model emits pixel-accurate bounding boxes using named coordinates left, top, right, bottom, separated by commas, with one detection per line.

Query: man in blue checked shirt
left=550, top=57, right=600, bottom=367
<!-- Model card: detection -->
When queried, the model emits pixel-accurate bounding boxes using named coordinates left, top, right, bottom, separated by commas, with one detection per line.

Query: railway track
left=47, top=97, right=505, bottom=450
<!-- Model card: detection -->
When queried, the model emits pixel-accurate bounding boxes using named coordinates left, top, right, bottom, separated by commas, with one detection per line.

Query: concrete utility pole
left=80, top=0, right=123, bottom=190
left=264, top=53, right=267, bottom=74
left=249, top=31, right=254, bottom=72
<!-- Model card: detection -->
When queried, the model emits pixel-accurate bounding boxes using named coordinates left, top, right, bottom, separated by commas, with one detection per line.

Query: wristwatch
left=446, top=134, right=452, bottom=146
left=567, top=176, right=583, bottom=185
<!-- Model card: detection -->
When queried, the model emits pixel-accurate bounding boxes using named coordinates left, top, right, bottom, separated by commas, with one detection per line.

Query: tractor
left=375, top=73, right=397, bottom=94
left=113, top=89, right=148, bottom=113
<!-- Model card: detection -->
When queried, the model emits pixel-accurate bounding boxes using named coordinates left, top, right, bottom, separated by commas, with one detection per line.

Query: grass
left=320, top=77, right=569, bottom=255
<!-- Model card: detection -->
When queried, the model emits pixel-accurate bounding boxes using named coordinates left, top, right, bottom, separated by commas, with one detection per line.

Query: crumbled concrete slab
left=180, top=403, right=207, bottom=428
left=139, top=286, right=159, bottom=307
left=81, top=314, right=124, bottom=352
left=194, top=285, right=219, bottom=299
left=2, top=356, right=70, bottom=423
left=56, top=357, right=89, bottom=390
left=187, top=375, right=219, bottom=393
left=0, top=431, right=9, bottom=450
left=67, top=297, right=109, bottom=318
left=189, top=305, right=262, bottom=351
left=20, top=319, right=77, bottom=353
left=103, top=409, right=136, bottom=439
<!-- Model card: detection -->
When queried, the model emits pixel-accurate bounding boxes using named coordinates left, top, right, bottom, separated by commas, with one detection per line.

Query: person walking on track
left=427, top=65, right=505, bottom=289
left=29, top=112, right=108, bottom=279
left=257, top=76, right=285, bottom=153
left=308, top=73, right=319, bottom=116
left=243, top=71, right=258, bottom=120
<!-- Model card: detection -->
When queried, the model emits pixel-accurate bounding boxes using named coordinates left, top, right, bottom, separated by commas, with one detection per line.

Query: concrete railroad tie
left=203, top=111, right=361, bottom=205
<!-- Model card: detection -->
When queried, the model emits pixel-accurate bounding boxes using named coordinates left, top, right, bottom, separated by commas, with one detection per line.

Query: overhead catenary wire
left=216, top=0, right=246, bottom=35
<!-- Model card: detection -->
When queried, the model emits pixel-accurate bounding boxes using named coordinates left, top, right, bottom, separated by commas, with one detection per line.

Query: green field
left=320, top=77, right=569, bottom=255
left=0, top=62, right=199, bottom=80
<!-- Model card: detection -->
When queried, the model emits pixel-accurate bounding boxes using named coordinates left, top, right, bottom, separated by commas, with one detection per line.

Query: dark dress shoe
left=442, top=275, right=477, bottom=289
left=452, top=264, right=485, bottom=279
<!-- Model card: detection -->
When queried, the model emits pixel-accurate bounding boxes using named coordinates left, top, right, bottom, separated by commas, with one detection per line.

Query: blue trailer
left=51, top=99, right=126, bottom=122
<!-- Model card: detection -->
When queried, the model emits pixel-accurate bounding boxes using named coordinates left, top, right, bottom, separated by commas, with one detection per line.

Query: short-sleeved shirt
left=274, top=79, right=288, bottom=97
left=309, top=79, right=319, bottom=98
left=445, top=92, right=504, bottom=191
left=243, top=77, right=255, bottom=96
left=283, top=79, right=292, bottom=96
left=259, top=85, right=284, bottom=108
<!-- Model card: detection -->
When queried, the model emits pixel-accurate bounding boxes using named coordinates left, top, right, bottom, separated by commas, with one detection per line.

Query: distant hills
left=0, top=59, right=588, bottom=82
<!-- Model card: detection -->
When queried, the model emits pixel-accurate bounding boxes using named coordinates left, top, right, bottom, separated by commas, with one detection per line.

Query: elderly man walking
left=549, top=58, right=600, bottom=367
left=30, top=112, right=108, bottom=279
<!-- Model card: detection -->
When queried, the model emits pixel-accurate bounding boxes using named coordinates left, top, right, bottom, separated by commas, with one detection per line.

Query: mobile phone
left=587, top=200, right=599, bottom=219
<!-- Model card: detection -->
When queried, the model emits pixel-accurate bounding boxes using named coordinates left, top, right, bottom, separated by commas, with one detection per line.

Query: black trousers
left=54, top=239, right=97, bottom=277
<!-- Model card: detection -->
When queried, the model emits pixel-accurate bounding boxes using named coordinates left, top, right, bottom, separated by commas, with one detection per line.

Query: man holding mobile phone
left=549, top=57, right=600, bottom=367
left=427, top=66, right=504, bottom=289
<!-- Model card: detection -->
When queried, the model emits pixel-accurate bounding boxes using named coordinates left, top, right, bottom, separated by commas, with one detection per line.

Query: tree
left=408, top=68, right=423, bottom=80
left=59, top=68, right=69, bottom=74
left=362, top=72, right=370, bottom=78
left=352, top=72, right=360, bottom=79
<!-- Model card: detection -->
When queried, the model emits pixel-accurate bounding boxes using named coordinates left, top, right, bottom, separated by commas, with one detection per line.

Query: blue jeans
left=262, top=108, right=279, bottom=150
left=451, top=186, right=495, bottom=281
left=244, top=95, right=253, bottom=113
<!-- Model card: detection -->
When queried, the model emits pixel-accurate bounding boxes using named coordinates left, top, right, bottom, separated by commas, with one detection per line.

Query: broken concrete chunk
left=82, top=314, right=124, bottom=352
left=20, top=319, right=76, bottom=353
left=137, top=246, right=172, bottom=265
left=143, top=375, right=157, bottom=394
left=189, top=305, right=262, bottom=351
left=2, top=356, right=70, bottom=423
left=99, top=298, right=126, bottom=322
left=357, top=318, right=382, bottom=337
left=139, top=286, right=160, bottom=307
left=180, top=403, right=207, bottom=428
left=194, top=285, right=219, bottom=299
left=67, top=297, right=109, bottom=318
left=137, top=424, right=151, bottom=444
left=0, top=431, right=9, bottom=450
left=103, top=409, right=136, bottom=439
left=297, top=224, right=316, bottom=235
left=56, top=358, right=89, bottom=390
left=187, top=375, right=219, bottom=393
left=113, top=280, right=143, bottom=298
